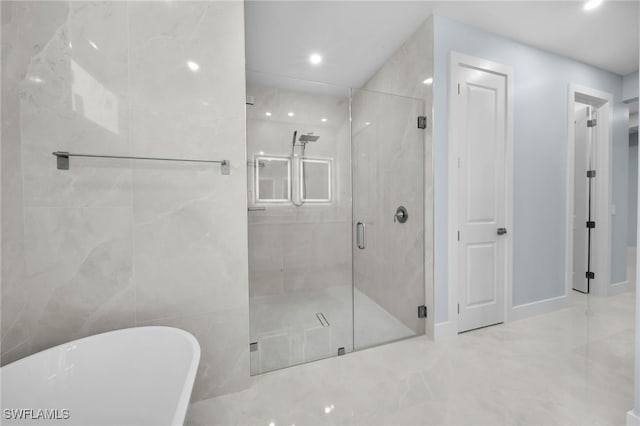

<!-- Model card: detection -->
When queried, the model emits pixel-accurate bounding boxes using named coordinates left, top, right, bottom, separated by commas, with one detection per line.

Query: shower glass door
left=246, top=74, right=353, bottom=374
left=351, top=88, right=426, bottom=349
left=246, top=74, right=426, bottom=374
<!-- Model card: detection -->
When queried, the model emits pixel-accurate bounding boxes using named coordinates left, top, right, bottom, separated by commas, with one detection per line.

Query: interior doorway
left=627, top=101, right=638, bottom=290
left=449, top=52, right=514, bottom=333
left=572, top=103, right=597, bottom=294
left=566, top=85, right=613, bottom=298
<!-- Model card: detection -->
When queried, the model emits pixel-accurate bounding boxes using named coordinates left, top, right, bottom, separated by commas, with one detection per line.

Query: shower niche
left=246, top=71, right=428, bottom=375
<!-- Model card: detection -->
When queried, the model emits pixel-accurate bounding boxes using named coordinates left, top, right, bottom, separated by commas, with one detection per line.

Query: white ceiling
left=245, top=1, right=639, bottom=89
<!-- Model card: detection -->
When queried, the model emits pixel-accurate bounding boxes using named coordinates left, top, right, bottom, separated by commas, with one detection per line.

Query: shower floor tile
left=249, top=286, right=415, bottom=374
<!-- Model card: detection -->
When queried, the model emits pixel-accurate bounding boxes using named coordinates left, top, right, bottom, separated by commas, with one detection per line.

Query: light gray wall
left=1, top=1, right=249, bottom=400
left=623, top=71, right=639, bottom=102
left=433, top=16, right=628, bottom=322
left=612, top=121, right=631, bottom=287
left=630, top=133, right=638, bottom=247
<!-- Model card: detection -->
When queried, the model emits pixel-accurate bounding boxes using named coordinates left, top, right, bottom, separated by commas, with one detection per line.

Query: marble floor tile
left=187, top=290, right=635, bottom=426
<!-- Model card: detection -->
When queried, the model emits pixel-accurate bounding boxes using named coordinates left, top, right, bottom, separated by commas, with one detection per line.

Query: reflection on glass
left=71, top=60, right=119, bottom=134
left=300, top=158, right=331, bottom=202
left=255, top=156, right=291, bottom=202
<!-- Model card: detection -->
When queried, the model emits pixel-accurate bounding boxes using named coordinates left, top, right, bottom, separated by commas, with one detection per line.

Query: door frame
left=566, top=84, right=613, bottom=297
left=447, top=52, right=514, bottom=333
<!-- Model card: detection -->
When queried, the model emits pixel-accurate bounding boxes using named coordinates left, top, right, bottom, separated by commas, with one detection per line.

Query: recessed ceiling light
left=28, top=76, right=44, bottom=84
left=88, top=40, right=99, bottom=50
left=265, top=112, right=272, bottom=116
left=321, top=118, right=327, bottom=122
left=583, top=0, right=603, bottom=11
left=423, top=77, right=433, bottom=85
left=288, top=112, right=294, bottom=117
left=309, top=53, right=323, bottom=65
left=187, top=61, right=200, bottom=72
left=365, top=122, right=371, bottom=126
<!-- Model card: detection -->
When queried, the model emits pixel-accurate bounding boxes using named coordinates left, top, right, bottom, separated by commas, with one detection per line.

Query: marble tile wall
left=1, top=1, right=249, bottom=401
left=354, top=18, right=435, bottom=337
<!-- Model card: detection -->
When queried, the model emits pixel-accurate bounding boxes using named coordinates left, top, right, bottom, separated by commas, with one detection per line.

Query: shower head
left=298, top=134, right=320, bottom=143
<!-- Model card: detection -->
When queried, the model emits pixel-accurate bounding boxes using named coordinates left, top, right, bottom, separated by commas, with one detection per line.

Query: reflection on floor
left=249, top=286, right=414, bottom=374
left=188, top=290, right=634, bottom=426
left=629, top=247, right=636, bottom=288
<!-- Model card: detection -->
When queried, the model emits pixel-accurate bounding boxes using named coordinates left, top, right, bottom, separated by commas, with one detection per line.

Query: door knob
left=497, top=228, right=507, bottom=235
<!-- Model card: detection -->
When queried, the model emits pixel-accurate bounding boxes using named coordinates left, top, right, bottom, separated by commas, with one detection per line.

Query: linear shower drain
left=315, top=312, right=330, bottom=327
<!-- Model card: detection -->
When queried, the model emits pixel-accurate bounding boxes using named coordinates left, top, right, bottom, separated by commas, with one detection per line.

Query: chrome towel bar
left=52, top=151, right=230, bottom=175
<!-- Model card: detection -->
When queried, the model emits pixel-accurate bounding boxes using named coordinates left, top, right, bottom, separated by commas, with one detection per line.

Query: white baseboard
left=436, top=295, right=573, bottom=336
left=508, top=294, right=572, bottom=322
left=434, top=321, right=457, bottom=339
left=627, top=410, right=640, bottom=426
left=609, top=280, right=631, bottom=296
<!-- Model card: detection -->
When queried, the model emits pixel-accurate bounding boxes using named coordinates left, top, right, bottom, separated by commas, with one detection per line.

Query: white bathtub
left=1, top=327, right=200, bottom=426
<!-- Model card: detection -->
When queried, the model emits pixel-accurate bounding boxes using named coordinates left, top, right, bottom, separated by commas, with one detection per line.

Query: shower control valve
left=394, top=206, right=408, bottom=224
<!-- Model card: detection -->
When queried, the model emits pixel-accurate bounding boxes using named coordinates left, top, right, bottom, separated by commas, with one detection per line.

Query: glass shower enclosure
left=246, top=73, right=425, bottom=374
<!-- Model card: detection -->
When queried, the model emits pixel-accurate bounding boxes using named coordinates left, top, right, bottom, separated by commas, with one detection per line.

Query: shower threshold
left=249, top=285, right=414, bottom=374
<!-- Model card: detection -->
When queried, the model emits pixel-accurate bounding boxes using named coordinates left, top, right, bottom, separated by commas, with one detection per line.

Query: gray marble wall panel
left=1, top=0, right=250, bottom=401
left=2, top=0, right=134, bottom=366
left=352, top=89, right=426, bottom=337
left=355, top=18, right=435, bottom=337
left=1, top=1, right=31, bottom=364
left=127, top=2, right=249, bottom=398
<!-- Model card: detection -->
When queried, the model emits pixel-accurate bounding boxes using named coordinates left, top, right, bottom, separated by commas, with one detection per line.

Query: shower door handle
left=357, top=222, right=366, bottom=249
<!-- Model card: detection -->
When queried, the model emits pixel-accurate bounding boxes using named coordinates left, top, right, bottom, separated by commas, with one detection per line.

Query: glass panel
left=255, top=156, right=291, bottom=202
left=301, top=158, right=332, bottom=202
left=246, top=72, right=353, bottom=374
left=351, top=88, right=425, bottom=350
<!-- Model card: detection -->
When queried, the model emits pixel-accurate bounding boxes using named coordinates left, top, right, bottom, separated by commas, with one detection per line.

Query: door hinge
left=586, top=221, right=596, bottom=229
left=457, top=230, right=460, bottom=241
left=250, top=342, right=258, bottom=352
left=586, top=271, right=595, bottom=279
left=418, top=116, right=427, bottom=129
left=418, top=305, right=427, bottom=318
left=587, top=170, right=596, bottom=178
left=457, top=83, right=461, bottom=95
left=457, top=157, right=461, bottom=168
left=587, top=119, right=597, bottom=127
left=457, top=303, right=460, bottom=314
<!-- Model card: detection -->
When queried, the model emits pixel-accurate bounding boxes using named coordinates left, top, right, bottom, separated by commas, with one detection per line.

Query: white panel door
left=572, top=105, right=590, bottom=293
left=455, top=67, right=507, bottom=333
